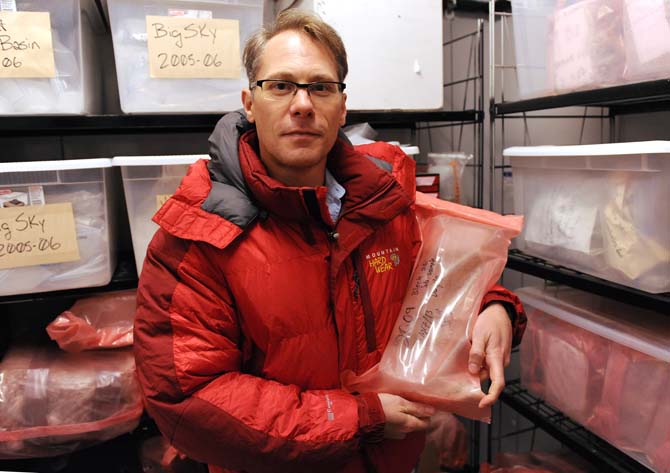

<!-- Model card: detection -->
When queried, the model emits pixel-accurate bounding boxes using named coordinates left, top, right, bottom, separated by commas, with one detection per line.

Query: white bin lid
left=503, top=141, right=670, bottom=157
left=401, top=146, right=420, bottom=156
left=112, top=155, right=210, bottom=166
left=0, top=158, right=112, bottom=173
left=517, top=286, right=670, bottom=362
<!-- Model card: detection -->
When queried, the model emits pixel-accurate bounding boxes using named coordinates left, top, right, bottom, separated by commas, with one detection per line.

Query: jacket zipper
left=352, top=249, right=377, bottom=353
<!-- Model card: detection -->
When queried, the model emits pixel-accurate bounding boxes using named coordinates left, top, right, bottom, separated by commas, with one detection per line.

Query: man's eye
left=270, top=81, right=291, bottom=91
left=312, top=83, right=327, bottom=92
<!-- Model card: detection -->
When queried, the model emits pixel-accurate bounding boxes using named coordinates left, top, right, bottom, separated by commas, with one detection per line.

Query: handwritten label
left=0, top=11, right=56, bottom=78
left=145, top=15, right=240, bottom=79
left=0, top=203, right=80, bottom=270
left=156, top=194, right=171, bottom=211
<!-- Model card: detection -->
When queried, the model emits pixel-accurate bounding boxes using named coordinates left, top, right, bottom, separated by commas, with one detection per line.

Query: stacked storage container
left=113, top=155, right=207, bottom=274
left=0, top=159, right=117, bottom=296
left=505, top=141, right=670, bottom=294
left=107, top=0, right=264, bottom=113
left=518, top=285, right=670, bottom=473
left=510, top=0, right=670, bottom=99
left=0, top=0, right=99, bottom=114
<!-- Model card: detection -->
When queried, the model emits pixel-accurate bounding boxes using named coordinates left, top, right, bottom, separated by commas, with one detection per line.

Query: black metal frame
left=493, top=79, right=670, bottom=117
left=506, top=250, right=670, bottom=314
left=0, top=111, right=482, bottom=137
left=500, top=381, right=655, bottom=473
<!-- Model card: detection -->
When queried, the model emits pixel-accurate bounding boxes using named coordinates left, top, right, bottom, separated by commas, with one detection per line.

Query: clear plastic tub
left=113, top=155, right=207, bottom=274
left=518, top=285, right=670, bottom=473
left=510, top=0, right=655, bottom=98
left=0, top=159, right=117, bottom=296
left=622, top=0, right=670, bottom=83
left=0, top=0, right=99, bottom=115
left=505, top=141, right=670, bottom=293
left=106, top=0, right=264, bottom=113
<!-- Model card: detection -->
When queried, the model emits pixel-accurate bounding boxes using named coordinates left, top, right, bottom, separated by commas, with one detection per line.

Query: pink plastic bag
left=588, top=345, right=669, bottom=468
left=0, top=346, right=143, bottom=459
left=342, top=193, right=522, bottom=421
left=46, top=290, right=136, bottom=352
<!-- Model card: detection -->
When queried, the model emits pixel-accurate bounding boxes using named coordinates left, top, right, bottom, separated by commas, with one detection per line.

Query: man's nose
left=289, top=88, right=315, bottom=116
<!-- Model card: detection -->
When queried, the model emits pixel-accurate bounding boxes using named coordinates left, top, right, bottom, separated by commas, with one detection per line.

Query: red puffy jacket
left=134, top=112, right=526, bottom=473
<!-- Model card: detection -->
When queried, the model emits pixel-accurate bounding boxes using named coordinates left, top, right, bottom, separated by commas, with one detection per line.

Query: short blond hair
left=243, top=9, right=348, bottom=84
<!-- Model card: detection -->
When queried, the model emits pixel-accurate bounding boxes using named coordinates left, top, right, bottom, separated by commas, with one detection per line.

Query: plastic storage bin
left=510, top=0, right=669, bottom=98
left=505, top=141, right=670, bottom=293
left=0, top=159, right=117, bottom=296
left=518, top=285, right=670, bottom=473
left=107, top=0, right=264, bottom=113
left=113, top=155, right=207, bottom=274
left=0, top=0, right=99, bottom=115
left=622, top=0, right=670, bottom=82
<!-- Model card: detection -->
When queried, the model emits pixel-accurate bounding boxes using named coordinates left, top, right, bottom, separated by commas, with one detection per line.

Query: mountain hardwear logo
left=365, top=247, right=400, bottom=274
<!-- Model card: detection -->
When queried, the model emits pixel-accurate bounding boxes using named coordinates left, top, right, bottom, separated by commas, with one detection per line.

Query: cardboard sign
left=0, top=11, right=56, bottom=78
left=0, top=203, right=80, bottom=270
left=145, top=15, right=240, bottom=79
left=156, top=194, right=171, bottom=211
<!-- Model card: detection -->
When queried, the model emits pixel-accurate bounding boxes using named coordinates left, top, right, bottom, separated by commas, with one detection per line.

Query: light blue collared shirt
left=325, top=169, right=345, bottom=224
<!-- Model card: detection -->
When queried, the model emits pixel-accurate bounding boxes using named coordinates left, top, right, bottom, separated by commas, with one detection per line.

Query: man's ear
left=338, top=93, right=347, bottom=127
left=242, top=88, right=255, bottom=123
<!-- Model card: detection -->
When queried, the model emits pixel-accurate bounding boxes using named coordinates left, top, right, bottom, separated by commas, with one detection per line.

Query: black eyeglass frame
left=252, top=79, right=347, bottom=95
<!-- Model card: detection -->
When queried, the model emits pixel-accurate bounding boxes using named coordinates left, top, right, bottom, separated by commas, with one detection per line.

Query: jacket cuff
left=355, top=392, right=385, bottom=444
left=483, top=300, right=516, bottom=326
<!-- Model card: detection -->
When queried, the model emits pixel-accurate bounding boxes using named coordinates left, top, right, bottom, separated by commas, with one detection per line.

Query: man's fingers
left=468, top=336, right=486, bottom=374
left=478, top=367, right=490, bottom=382
left=479, top=354, right=506, bottom=409
left=401, top=400, right=436, bottom=419
left=400, top=413, right=432, bottom=433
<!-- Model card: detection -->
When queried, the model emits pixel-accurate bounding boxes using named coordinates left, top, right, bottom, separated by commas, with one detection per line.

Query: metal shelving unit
left=0, top=111, right=482, bottom=137
left=507, top=250, right=670, bottom=314
left=488, top=1, right=669, bottom=472
left=488, top=0, right=669, bottom=313
left=500, top=381, right=655, bottom=473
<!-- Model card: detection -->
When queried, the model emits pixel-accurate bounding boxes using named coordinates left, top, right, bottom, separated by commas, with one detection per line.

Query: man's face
left=242, top=30, right=347, bottom=183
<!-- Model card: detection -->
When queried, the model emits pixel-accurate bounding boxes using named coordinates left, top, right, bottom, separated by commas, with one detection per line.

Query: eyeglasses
left=252, top=79, right=346, bottom=101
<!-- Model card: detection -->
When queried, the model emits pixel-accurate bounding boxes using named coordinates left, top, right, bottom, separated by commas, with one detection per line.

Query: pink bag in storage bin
left=342, top=193, right=522, bottom=421
left=588, top=344, right=669, bottom=470
left=0, top=346, right=143, bottom=459
left=539, top=316, right=609, bottom=426
left=46, top=290, right=136, bottom=352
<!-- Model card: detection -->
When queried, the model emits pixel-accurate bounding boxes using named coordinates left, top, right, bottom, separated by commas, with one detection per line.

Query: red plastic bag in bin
left=46, top=290, right=136, bottom=352
left=342, top=193, right=522, bottom=421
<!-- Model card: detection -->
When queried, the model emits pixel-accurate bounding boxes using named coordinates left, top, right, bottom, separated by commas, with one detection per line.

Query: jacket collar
left=154, top=127, right=413, bottom=250
left=239, top=130, right=412, bottom=230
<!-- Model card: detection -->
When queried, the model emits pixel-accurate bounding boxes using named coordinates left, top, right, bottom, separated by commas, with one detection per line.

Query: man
left=134, top=9, right=525, bottom=473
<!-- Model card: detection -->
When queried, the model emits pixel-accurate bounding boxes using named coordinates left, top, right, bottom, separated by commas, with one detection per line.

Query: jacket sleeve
left=134, top=229, right=384, bottom=473
left=479, top=284, right=527, bottom=347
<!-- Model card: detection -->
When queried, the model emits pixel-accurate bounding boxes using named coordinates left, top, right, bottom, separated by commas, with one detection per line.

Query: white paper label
left=525, top=191, right=598, bottom=254
left=0, top=0, right=16, bottom=12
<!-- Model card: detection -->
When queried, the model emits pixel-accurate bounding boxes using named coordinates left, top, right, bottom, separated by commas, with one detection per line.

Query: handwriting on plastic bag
left=0, top=12, right=55, bottom=78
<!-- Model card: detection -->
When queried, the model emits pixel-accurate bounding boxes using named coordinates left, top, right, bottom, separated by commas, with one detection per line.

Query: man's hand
left=468, top=303, right=513, bottom=409
left=378, top=393, right=435, bottom=439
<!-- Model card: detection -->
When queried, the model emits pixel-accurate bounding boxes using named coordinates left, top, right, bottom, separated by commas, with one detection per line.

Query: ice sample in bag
left=342, top=193, right=522, bottom=421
